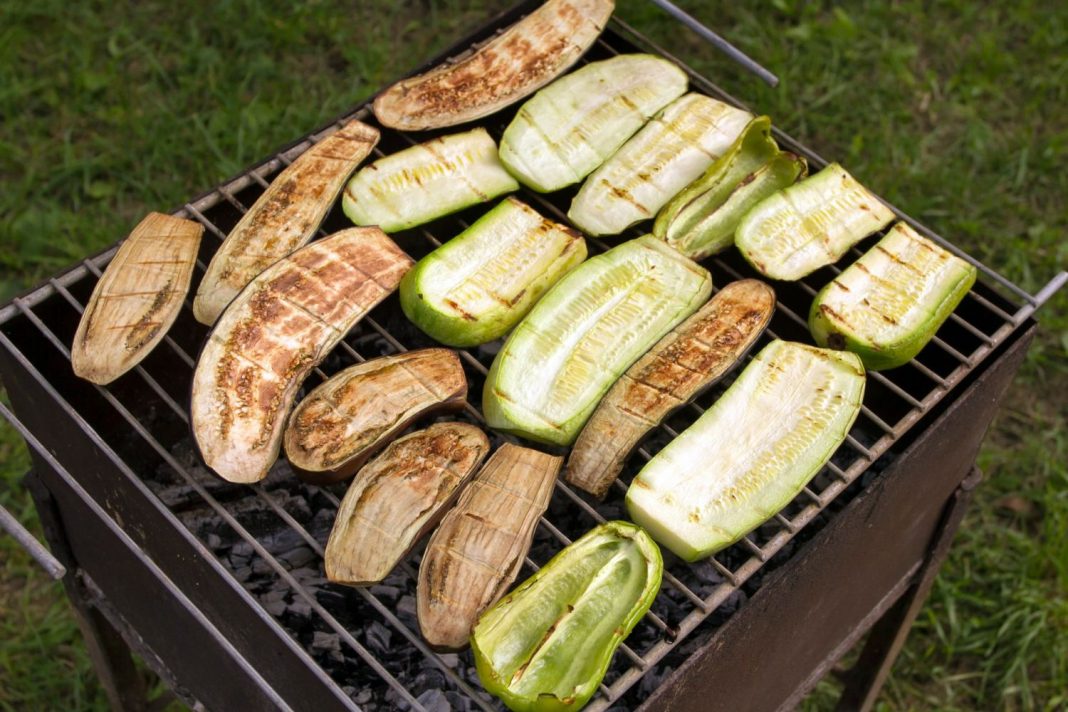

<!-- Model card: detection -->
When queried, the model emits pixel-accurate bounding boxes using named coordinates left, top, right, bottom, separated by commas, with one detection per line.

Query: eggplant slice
left=72, top=212, right=203, bottom=385
left=193, top=120, right=380, bottom=325
left=418, top=443, right=561, bottom=651
left=567, top=279, right=775, bottom=499
left=284, top=349, right=468, bottom=484
left=324, top=422, right=491, bottom=586
left=191, top=228, right=412, bottom=484
left=626, top=340, right=865, bottom=561
left=372, top=0, right=615, bottom=131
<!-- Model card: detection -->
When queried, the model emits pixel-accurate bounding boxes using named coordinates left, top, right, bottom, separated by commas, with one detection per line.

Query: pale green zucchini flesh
left=626, top=340, right=865, bottom=561
left=399, top=197, right=587, bottom=347
left=735, top=162, right=895, bottom=281
left=499, top=54, right=688, bottom=193
left=342, top=128, right=518, bottom=233
left=653, top=115, right=807, bottom=260
left=567, top=93, right=753, bottom=237
left=472, top=521, right=662, bottom=712
left=483, top=235, right=712, bottom=446
left=810, top=221, right=977, bottom=370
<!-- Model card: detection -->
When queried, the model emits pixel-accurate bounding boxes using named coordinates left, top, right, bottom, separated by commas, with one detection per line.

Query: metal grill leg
left=835, top=467, right=983, bottom=712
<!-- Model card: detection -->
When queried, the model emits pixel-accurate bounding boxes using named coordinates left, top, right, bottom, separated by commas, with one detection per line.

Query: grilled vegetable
left=483, top=235, right=711, bottom=446
left=735, top=162, right=895, bottom=281
left=400, top=198, right=587, bottom=347
left=472, top=521, right=662, bottom=712
left=372, top=0, right=615, bottom=131
left=418, top=443, right=560, bottom=651
left=568, top=93, right=752, bottom=236
left=342, top=128, right=518, bottom=234
left=499, top=54, right=688, bottom=192
left=653, top=116, right=807, bottom=260
left=191, top=228, right=412, bottom=484
left=626, top=340, right=865, bottom=561
left=284, top=349, right=467, bottom=484
left=325, top=422, right=490, bottom=586
left=810, top=222, right=977, bottom=370
left=567, top=280, right=775, bottom=499
left=71, top=213, right=203, bottom=385
left=193, top=120, right=380, bottom=324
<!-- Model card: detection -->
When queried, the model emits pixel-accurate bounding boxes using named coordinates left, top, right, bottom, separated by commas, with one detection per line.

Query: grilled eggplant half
left=325, top=422, right=490, bottom=586
left=284, top=349, right=467, bottom=484
left=810, top=222, right=977, bottom=370
left=191, top=228, right=412, bottom=484
left=567, top=280, right=775, bottom=499
left=483, top=235, right=711, bottom=446
left=568, top=93, right=753, bottom=236
left=418, top=443, right=560, bottom=651
left=72, top=212, right=203, bottom=385
left=654, top=116, right=807, bottom=260
left=499, top=53, right=688, bottom=192
left=472, top=521, right=662, bottom=712
left=193, top=120, right=380, bottom=324
left=626, top=340, right=865, bottom=561
left=342, top=128, right=518, bottom=234
left=372, top=0, right=614, bottom=131
left=400, top=198, right=587, bottom=347
left=735, top=162, right=895, bottom=281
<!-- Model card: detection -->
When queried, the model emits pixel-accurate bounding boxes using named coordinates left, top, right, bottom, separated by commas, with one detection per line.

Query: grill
left=2, top=3, right=1064, bottom=711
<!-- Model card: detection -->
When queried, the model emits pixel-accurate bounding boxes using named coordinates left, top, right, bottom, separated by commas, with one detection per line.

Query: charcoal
left=365, top=621, right=393, bottom=655
left=288, top=599, right=312, bottom=617
left=309, top=508, right=337, bottom=543
left=354, top=688, right=373, bottom=706
left=313, top=631, right=342, bottom=653
left=413, top=669, right=447, bottom=695
left=262, top=599, right=286, bottom=617
left=231, top=566, right=251, bottom=582
left=396, top=595, right=418, bottom=623
left=417, top=689, right=452, bottom=712
left=437, top=653, right=459, bottom=669
left=445, top=691, right=473, bottom=712
left=261, top=588, right=287, bottom=603
left=369, top=585, right=400, bottom=602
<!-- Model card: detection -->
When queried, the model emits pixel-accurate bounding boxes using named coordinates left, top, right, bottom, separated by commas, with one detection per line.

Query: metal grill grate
left=0, top=10, right=1058, bottom=712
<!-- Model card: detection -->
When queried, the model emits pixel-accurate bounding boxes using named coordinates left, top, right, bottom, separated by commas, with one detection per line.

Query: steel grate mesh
left=0, top=12, right=1042, bottom=712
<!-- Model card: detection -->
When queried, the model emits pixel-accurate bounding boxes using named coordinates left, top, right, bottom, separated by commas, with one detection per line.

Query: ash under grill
left=0, top=7, right=1052, bottom=712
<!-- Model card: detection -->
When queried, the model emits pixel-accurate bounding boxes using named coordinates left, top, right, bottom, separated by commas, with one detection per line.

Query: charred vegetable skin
left=284, top=349, right=467, bottom=483
left=191, top=228, right=412, bottom=484
left=626, top=340, right=865, bottom=561
left=418, top=444, right=560, bottom=651
left=325, top=422, right=490, bottom=586
left=654, top=116, right=807, bottom=260
left=372, top=0, right=615, bottom=131
left=810, top=222, right=977, bottom=370
left=567, top=280, right=775, bottom=499
left=194, top=120, right=380, bottom=324
left=72, top=212, right=203, bottom=385
left=400, top=198, right=587, bottom=347
left=472, top=521, right=662, bottom=712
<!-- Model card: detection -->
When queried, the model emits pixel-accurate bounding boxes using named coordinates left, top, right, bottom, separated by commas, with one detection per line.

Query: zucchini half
left=483, top=236, right=712, bottom=446
left=735, top=162, right=895, bottom=281
left=653, top=116, right=807, bottom=260
left=342, top=128, right=518, bottom=233
left=568, top=93, right=753, bottom=236
left=626, top=340, right=865, bottom=561
left=810, top=221, right=977, bottom=370
left=499, top=54, right=688, bottom=193
left=400, top=198, right=587, bottom=347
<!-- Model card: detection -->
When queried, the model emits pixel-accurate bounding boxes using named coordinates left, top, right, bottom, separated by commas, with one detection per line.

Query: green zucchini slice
left=483, top=236, right=712, bottom=446
left=653, top=116, right=807, bottom=260
left=626, top=340, right=865, bottom=562
left=472, top=521, right=662, bottom=712
left=568, top=93, right=753, bottom=237
left=400, top=198, right=587, bottom=347
left=735, top=162, right=895, bottom=281
left=809, top=221, right=977, bottom=370
left=499, top=54, right=688, bottom=193
left=342, top=128, right=518, bottom=233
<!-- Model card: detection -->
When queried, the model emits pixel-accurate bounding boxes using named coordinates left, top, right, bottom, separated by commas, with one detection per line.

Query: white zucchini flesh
left=483, top=235, right=711, bottom=446
left=626, top=340, right=865, bottom=561
left=498, top=54, right=688, bottom=192
left=342, top=128, right=518, bottom=233
left=568, top=93, right=753, bottom=236
left=735, top=162, right=895, bottom=281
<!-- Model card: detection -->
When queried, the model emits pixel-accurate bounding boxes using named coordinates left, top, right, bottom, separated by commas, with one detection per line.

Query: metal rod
left=0, top=501, right=67, bottom=580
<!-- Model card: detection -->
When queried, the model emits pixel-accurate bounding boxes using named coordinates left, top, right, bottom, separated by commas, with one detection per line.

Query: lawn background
left=1, top=0, right=1064, bottom=710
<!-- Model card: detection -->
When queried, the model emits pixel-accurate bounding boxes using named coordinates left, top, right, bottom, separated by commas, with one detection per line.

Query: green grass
left=1, top=0, right=1064, bottom=709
